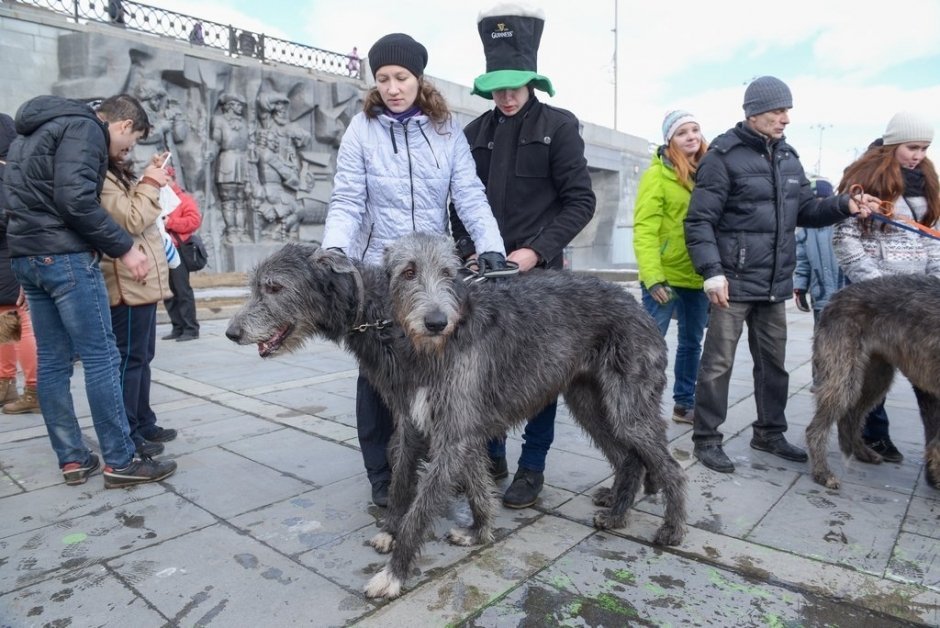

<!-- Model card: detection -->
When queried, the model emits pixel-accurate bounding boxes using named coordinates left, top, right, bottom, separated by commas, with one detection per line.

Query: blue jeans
left=642, top=286, right=710, bottom=408
left=487, top=400, right=557, bottom=473
left=356, top=373, right=393, bottom=485
left=12, top=253, right=136, bottom=469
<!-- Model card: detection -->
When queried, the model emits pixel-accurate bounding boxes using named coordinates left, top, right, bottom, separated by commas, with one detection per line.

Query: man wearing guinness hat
left=451, top=5, right=596, bottom=509
left=683, top=76, right=876, bottom=474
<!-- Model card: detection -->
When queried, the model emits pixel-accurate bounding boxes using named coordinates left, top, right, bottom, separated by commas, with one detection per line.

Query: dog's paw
left=364, top=566, right=403, bottom=599
left=653, top=523, right=685, bottom=546
left=446, top=527, right=476, bottom=547
left=592, top=509, right=626, bottom=530
left=592, top=487, right=613, bottom=507
left=812, top=472, right=840, bottom=490
left=854, top=446, right=883, bottom=465
left=369, top=531, right=395, bottom=554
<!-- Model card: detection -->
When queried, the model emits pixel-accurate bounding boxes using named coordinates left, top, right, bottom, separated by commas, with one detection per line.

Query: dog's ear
left=310, top=248, right=355, bottom=275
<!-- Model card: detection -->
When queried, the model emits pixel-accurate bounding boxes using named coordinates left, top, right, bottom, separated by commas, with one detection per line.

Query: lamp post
left=612, top=0, right=618, bottom=130
left=809, top=123, right=833, bottom=176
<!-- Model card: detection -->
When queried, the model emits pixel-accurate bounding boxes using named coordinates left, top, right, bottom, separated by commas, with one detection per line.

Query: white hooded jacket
left=322, top=110, right=504, bottom=265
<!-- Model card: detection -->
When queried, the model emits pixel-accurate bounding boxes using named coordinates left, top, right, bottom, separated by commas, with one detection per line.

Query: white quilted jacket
left=322, top=110, right=504, bottom=265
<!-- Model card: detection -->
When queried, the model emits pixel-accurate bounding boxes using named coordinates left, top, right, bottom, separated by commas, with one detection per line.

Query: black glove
left=793, top=289, right=810, bottom=313
left=476, top=251, right=517, bottom=279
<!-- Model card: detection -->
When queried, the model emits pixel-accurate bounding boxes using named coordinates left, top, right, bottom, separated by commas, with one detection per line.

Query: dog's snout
left=423, top=310, right=448, bottom=334
left=225, top=322, right=243, bottom=343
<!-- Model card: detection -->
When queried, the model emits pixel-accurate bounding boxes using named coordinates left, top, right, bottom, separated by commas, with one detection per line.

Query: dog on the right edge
left=805, top=274, right=940, bottom=490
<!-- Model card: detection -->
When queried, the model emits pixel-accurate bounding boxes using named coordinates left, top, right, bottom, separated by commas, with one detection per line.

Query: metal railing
left=10, top=0, right=360, bottom=78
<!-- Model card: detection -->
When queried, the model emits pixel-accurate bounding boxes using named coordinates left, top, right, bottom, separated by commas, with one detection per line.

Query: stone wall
left=0, top=2, right=651, bottom=271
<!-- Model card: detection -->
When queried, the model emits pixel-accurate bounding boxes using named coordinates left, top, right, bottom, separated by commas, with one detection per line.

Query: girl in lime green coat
left=633, top=110, right=709, bottom=424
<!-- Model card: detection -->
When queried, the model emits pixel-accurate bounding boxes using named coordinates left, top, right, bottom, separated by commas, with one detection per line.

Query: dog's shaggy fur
left=362, top=233, right=687, bottom=599
left=225, top=237, right=686, bottom=600
left=805, top=274, right=940, bottom=490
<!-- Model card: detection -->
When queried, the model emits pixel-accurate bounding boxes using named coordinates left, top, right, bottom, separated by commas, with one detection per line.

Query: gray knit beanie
left=882, top=112, right=934, bottom=145
left=743, top=76, right=793, bottom=117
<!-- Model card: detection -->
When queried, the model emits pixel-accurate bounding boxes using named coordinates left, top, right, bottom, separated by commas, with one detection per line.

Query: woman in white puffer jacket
left=322, top=33, right=505, bottom=266
left=321, top=33, right=506, bottom=507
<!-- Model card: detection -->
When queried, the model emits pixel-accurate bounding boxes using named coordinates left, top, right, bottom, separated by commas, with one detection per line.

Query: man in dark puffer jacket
left=683, top=76, right=875, bottom=474
left=3, top=94, right=176, bottom=488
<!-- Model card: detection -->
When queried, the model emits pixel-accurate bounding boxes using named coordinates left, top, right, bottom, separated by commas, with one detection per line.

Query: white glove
left=703, top=275, right=728, bottom=295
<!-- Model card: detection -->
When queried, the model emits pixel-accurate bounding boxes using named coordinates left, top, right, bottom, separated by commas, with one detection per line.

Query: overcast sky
left=160, top=0, right=940, bottom=183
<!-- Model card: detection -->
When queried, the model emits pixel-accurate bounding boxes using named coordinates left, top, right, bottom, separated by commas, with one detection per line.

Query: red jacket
left=164, top=183, right=202, bottom=245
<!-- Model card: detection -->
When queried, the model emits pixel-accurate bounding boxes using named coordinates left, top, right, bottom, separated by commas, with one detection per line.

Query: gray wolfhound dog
left=805, top=274, right=940, bottom=490
left=224, top=236, right=686, bottom=600
left=361, top=232, right=687, bottom=599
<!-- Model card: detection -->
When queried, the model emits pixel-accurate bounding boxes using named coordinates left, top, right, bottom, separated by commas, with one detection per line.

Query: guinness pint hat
left=472, top=5, right=554, bottom=99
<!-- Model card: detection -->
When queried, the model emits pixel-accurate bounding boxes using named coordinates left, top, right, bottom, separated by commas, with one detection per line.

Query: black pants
left=164, top=264, right=199, bottom=336
left=111, top=303, right=157, bottom=445
left=356, top=373, right=393, bottom=485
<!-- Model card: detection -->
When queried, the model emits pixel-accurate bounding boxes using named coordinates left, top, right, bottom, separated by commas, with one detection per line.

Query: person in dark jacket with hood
left=683, top=76, right=876, bottom=474
left=3, top=94, right=176, bottom=488
left=451, top=6, right=596, bottom=509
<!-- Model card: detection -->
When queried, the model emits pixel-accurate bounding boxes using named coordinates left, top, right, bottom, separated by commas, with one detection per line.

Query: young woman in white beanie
left=832, top=111, right=940, bottom=463
left=633, top=111, right=710, bottom=425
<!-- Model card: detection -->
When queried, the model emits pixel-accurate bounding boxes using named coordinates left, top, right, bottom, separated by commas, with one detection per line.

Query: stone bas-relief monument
left=52, top=31, right=363, bottom=272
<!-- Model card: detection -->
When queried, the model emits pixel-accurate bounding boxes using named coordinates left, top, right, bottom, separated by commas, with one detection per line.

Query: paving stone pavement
left=1, top=289, right=938, bottom=627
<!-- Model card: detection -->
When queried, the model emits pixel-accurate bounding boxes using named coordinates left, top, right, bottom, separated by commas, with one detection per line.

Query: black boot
left=694, top=443, right=734, bottom=473
left=371, top=480, right=389, bottom=507
left=503, top=467, right=543, bottom=508
left=489, top=456, right=508, bottom=481
left=863, top=437, right=903, bottom=463
left=750, top=435, right=808, bottom=462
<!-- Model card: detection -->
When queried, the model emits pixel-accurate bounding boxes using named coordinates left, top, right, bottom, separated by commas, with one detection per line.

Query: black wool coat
left=451, top=97, right=595, bottom=269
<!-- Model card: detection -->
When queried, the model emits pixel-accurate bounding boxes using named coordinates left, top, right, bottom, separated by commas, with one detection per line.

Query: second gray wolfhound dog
left=225, top=235, right=686, bottom=600
left=805, top=274, right=940, bottom=490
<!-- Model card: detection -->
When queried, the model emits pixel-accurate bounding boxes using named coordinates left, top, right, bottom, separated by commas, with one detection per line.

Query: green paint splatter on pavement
left=62, top=533, right=86, bottom=544
left=595, top=593, right=638, bottom=617
left=610, top=569, right=636, bottom=585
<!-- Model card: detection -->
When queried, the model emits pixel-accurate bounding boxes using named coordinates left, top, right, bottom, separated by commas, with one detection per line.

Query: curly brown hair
left=838, top=144, right=939, bottom=227
left=363, top=77, right=452, bottom=129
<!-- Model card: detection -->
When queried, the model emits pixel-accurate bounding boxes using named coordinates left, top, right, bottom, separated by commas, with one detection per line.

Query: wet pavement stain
left=50, top=588, right=73, bottom=602
left=194, top=598, right=230, bottom=625
left=170, top=585, right=214, bottom=625
left=27, top=605, right=43, bottom=616
left=261, top=567, right=293, bottom=585
left=428, top=579, right=489, bottom=614
left=116, top=512, right=145, bottom=529
left=648, top=574, right=685, bottom=590
left=823, top=529, right=848, bottom=544
left=732, top=556, right=771, bottom=582
left=234, top=553, right=259, bottom=569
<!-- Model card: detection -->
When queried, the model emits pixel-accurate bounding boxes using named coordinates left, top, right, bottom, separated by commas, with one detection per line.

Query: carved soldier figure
left=211, top=93, right=251, bottom=242
left=249, top=90, right=311, bottom=241
left=130, top=78, right=188, bottom=184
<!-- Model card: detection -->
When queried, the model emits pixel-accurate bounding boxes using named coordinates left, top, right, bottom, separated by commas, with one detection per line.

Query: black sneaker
left=864, top=438, right=904, bottom=463
left=176, top=334, right=199, bottom=342
left=503, top=468, right=544, bottom=509
left=62, top=454, right=100, bottom=486
left=103, top=457, right=177, bottom=489
left=142, top=427, right=177, bottom=443
left=693, top=443, right=735, bottom=473
left=161, top=332, right=181, bottom=340
left=136, top=440, right=165, bottom=457
left=750, top=435, right=808, bottom=462
left=672, top=405, right=694, bottom=424
left=489, top=456, right=508, bottom=481
left=371, top=480, right=389, bottom=507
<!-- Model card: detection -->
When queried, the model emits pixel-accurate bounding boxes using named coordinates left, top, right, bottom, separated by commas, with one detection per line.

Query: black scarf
left=902, top=166, right=925, bottom=197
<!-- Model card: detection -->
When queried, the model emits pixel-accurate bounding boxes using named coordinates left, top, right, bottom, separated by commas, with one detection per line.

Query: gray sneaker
left=104, top=457, right=177, bottom=489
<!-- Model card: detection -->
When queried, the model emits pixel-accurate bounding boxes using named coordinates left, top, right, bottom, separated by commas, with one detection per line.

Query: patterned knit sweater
left=832, top=195, right=940, bottom=282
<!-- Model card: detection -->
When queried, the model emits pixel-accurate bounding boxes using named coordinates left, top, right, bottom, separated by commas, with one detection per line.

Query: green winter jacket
left=633, top=149, right=703, bottom=289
